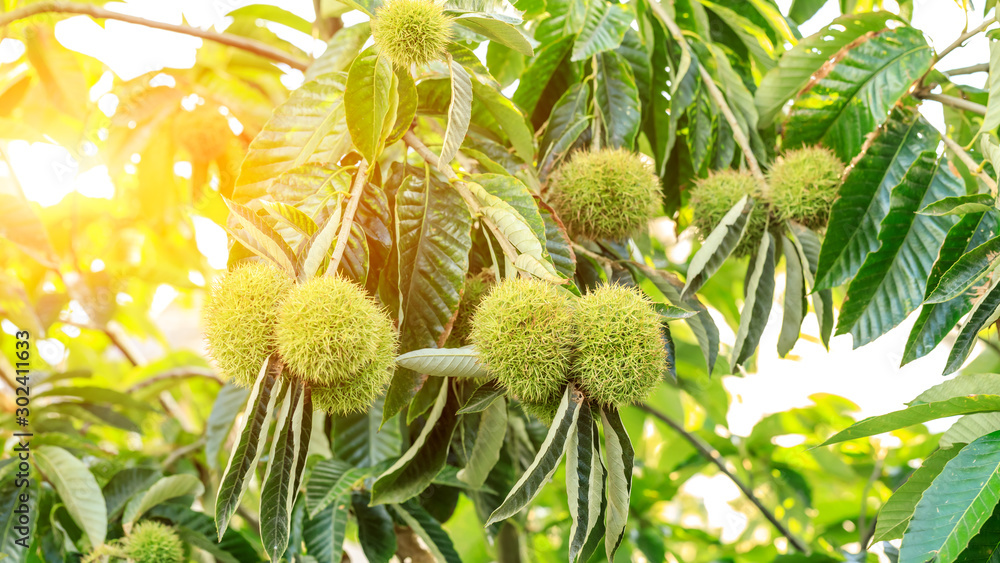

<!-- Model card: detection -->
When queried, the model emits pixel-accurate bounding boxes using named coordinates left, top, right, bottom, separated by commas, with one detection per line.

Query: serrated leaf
left=567, top=405, right=595, bottom=562
left=487, top=386, right=582, bottom=525
left=755, top=12, right=902, bottom=126
left=873, top=446, right=964, bottom=542
left=333, top=396, right=401, bottom=468
left=943, top=278, right=1000, bottom=374
left=571, top=2, right=631, bottom=61
left=778, top=235, right=806, bottom=357
left=146, top=503, right=259, bottom=563
left=682, top=195, right=752, bottom=298
left=440, top=56, right=473, bottom=166
left=820, top=395, right=1000, bottom=446
left=918, top=193, right=995, bottom=216
left=601, top=406, right=633, bottom=560
left=784, top=26, right=933, bottom=161
left=224, top=198, right=298, bottom=275
left=788, top=224, right=834, bottom=347
left=103, top=467, right=161, bottom=521
left=372, top=381, right=460, bottom=504
left=458, top=381, right=505, bottom=414
left=34, top=446, right=106, bottom=548
left=954, top=504, right=1000, bottom=563
left=396, top=346, right=489, bottom=378
left=925, top=235, right=1000, bottom=304
left=539, top=201, right=578, bottom=279
left=388, top=66, right=418, bottom=145
left=468, top=180, right=560, bottom=276
left=815, top=108, right=939, bottom=290
left=836, top=152, right=963, bottom=346
left=731, top=232, right=776, bottom=368
left=346, top=46, right=398, bottom=163
left=391, top=502, right=462, bottom=563
left=123, top=474, right=204, bottom=525
left=305, top=458, right=368, bottom=518
left=900, top=430, right=1000, bottom=563
left=595, top=51, right=642, bottom=149
left=260, top=379, right=307, bottom=561
left=303, top=500, right=350, bottom=563
left=458, top=397, right=508, bottom=488
left=454, top=15, right=534, bottom=56
left=234, top=73, right=349, bottom=202
left=216, top=355, right=282, bottom=539
left=539, top=83, right=589, bottom=175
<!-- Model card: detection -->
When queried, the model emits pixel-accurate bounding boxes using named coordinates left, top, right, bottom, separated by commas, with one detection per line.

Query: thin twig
left=915, top=91, right=987, bottom=115
left=402, top=130, right=524, bottom=271
left=941, top=133, right=998, bottom=194
left=636, top=403, right=810, bottom=553
left=126, top=367, right=223, bottom=392
left=571, top=242, right=613, bottom=266
left=0, top=1, right=310, bottom=70
left=326, top=161, right=369, bottom=276
left=935, top=16, right=997, bottom=64
left=646, top=0, right=764, bottom=183
left=163, top=437, right=206, bottom=468
left=945, top=62, right=990, bottom=76
left=858, top=448, right=886, bottom=552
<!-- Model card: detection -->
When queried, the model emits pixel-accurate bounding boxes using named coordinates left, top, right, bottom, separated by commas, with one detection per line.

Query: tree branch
left=941, top=133, right=998, bottom=195
left=636, top=403, right=810, bottom=554
left=646, top=0, right=765, bottom=183
left=915, top=91, right=987, bottom=115
left=0, top=1, right=310, bottom=70
left=945, top=62, right=990, bottom=76
left=935, top=16, right=997, bottom=65
left=326, top=161, right=369, bottom=276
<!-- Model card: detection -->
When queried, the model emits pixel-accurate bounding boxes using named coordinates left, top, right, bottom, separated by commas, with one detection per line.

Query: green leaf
left=0, top=475, right=35, bottom=562
left=820, top=395, right=1000, bottom=446
left=103, top=467, right=161, bottom=520
left=787, top=0, right=828, bottom=24
left=472, top=173, right=548, bottom=250
left=388, top=66, right=418, bottom=145
left=353, top=492, right=397, bottom=563
left=391, top=502, right=463, bottom=563
left=539, top=201, right=578, bottom=279
left=539, top=83, right=589, bottom=175
left=601, top=406, right=633, bottom=560
left=453, top=14, right=534, bottom=56
left=918, top=193, right=995, bottom=216
left=836, top=152, right=963, bottom=346
left=216, top=355, right=282, bottom=539
left=122, top=474, right=204, bottom=525
left=815, top=109, right=939, bottom=290
left=458, top=381, right=505, bottom=414
left=333, top=396, right=401, bottom=468
left=467, top=180, right=560, bottom=276
left=260, top=380, right=307, bottom=561
left=943, top=278, right=1000, bottom=374
left=925, top=235, right=1000, bottom=304
left=513, top=35, right=576, bottom=122
left=147, top=504, right=259, bottom=563
left=303, top=501, right=350, bottom=563
left=700, top=0, right=775, bottom=71
left=387, top=170, right=473, bottom=420
left=487, top=386, right=582, bottom=525
left=372, top=381, right=460, bottom=504
left=784, top=26, right=933, bottom=161
left=440, top=56, right=473, bottom=166
left=873, top=446, right=964, bottom=542
left=261, top=201, right=320, bottom=238
left=977, top=33, right=1000, bottom=140
left=566, top=405, right=598, bottom=562
left=731, top=232, right=776, bottom=368
left=346, top=46, right=398, bottom=163
left=471, top=78, right=535, bottom=163
left=904, top=211, right=1000, bottom=364
left=954, top=504, right=1000, bottom=562
left=682, top=195, right=752, bottom=298
left=790, top=221, right=834, bottom=348
left=458, top=397, right=507, bottom=488
left=234, top=73, right=349, bottom=202
left=305, top=459, right=367, bottom=518
left=900, top=430, right=1000, bottom=563
left=0, top=194, right=56, bottom=267
left=571, top=2, right=631, bottom=61
left=223, top=198, right=298, bottom=276
left=778, top=235, right=806, bottom=357
left=205, top=384, right=250, bottom=471
left=755, top=12, right=902, bottom=126
left=34, top=446, right=106, bottom=548
left=395, top=346, right=489, bottom=378
left=595, top=51, right=642, bottom=149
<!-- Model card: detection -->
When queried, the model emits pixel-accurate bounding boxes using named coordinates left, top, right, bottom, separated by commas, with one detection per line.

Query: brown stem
left=940, top=133, right=998, bottom=194
left=326, top=161, right=369, bottom=276
left=636, top=403, right=810, bottom=553
left=0, top=1, right=310, bottom=70
left=915, top=91, right=987, bottom=115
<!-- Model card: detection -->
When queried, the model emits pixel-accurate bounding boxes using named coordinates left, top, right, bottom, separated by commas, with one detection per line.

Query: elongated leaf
left=601, top=406, right=633, bottom=560
left=439, top=56, right=473, bottom=166
left=234, top=73, right=349, bottom=202
left=389, top=66, right=418, bottom=145
left=458, top=397, right=508, bottom=488
left=978, top=33, right=1000, bottom=140
left=755, top=12, right=902, bottom=126
left=305, top=22, right=371, bottom=81
left=261, top=200, right=319, bottom=237
left=701, top=0, right=775, bottom=71
left=468, top=180, right=560, bottom=276
left=918, top=193, right=995, bottom=216
left=954, top=504, right=1000, bottom=563
left=567, top=405, right=595, bottom=562
left=216, top=355, right=282, bottom=539
left=513, top=35, right=576, bottom=123
left=873, top=446, right=964, bottom=542
left=539, top=201, right=578, bottom=279
left=388, top=170, right=473, bottom=419
left=944, top=278, right=1000, bottom=374
left=472, top=173, right=548, bottom=251
left=260, top=379, right=306, bottom=561
left=487, top=386, right=582, bottom=525
left=205, top=384, right=250, bottom=471
left=103, top=467, right=161, bottom=520
left=224, top=198, right=298, bottom=275
left=926, top=235, right=1000, bottom=304
left=454, top=15, right=533, bottom=56
left=303, top=501, right=350, bottom=563
left=904, top=211, right=1000, bottom=364
left=820, top=395, right=1000, bottom=446
left=571, top=1, right=631, bottom=61
left=372, top=381, right=460, bottom=504
left=595, top=51, right=642, bottom=149
left=732, top=232, right=776, bottom=368
left=816, top=109, right=939, bottom=289
left=333, top=396, right=401, bottom=467
left=300, top=202, right=344, bottom=280
left=458, top=381, right=505, bottom=414
left=123, top=474, right=204, bottom=525
left=778, top=235, right=806, bottom=357
left=472, top=79, right=534, bottom=163
left=900, top=431, right=1000, bottom=563
left=682, top=195, right=752, bottom=298
left=346, top=46, right=398, bottom=163
left=147, top=503, right=259, bottom=563
left=305, top=459, right=365, bottom=518
left=837, top=153, right=963, bottom=346
left=392, top=502, right=462, bottom=563
left=34, top=446, right=106, bottom=548
left=0, top=475, right=35, bottom=562
left=785, top=26, right=933, bottom=161
left=396, top=346, right=489, bottom=378
left=788, top=224, right=834, bottom=347
left=539, top=83, right=589, bottom=174
left=352, top=492, right=396, bottom=563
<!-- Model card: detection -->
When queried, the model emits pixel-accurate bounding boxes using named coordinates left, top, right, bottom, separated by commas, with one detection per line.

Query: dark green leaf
left=333, top=396, right=401, bottom=468
left=305, top=458, right=368, bottom=519
left=458, top=381, right=505, bottom=414
left=943, top=278, right=1000, bottom=375
left=601, top=406, right=633, bottom=560
left=925, top=235, right=1000, bottom=304
left=873, top=446, right=964, bottom=542
left=391, top=501, right=463, bottom=563
left=732, top=232, right=776, bottom=368
left=205, top=384, right=250, bottom=471
left=102, top=467, right=160, bottom=520
left=595, top=51, right=641, bottom=149
left=571, top=1, right=631, bottom=61
left=457, top=397, right=507, bottom=488
left=346, top=46, right=398, bottom=163
left=260, top=380, right=308, bottom=561
left=778, top=235, right=806, bottom=357
left=918, top=193, right=995, bottom=216
left=352, top=492, right=396, bottom=563
left=820, top=395, right=1000, bottom=446
left=682, top=195, right=752, bottom=298
left=303, top=500, right=350, bottom=563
